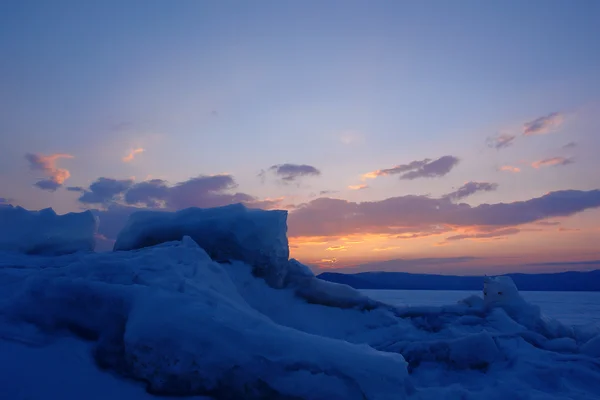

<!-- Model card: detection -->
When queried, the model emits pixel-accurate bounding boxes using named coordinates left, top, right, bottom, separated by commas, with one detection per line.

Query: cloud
left=558, top=227, right=580, bottom=232
left=535, top=220, right=561, bottom=226
left=523, top=112, right=563, bottom=136
left=445, top=228, right=520, bottom=241
left=78, top=177, right=134, bottom=204
left=443, top=182, right=498, bottom=202
left=25, top=153, right=73, bottom=191
left=362, top=156, right=460, bottom=181
left=562, top=142, right=577, bottom=149
left=531, top=157, right=574, bottom=169
left=262, top=164, right=321, bottom=183
left=123, top=179, right=169, bottom=207
left=123, top=148, right=145, bottom=163
left=486, top=134, right=516, bottom=150
left=319, top=190, right=338, bottom=196
left=166, top=175, right=255, bottom=209
left=0, top=197, right=8, bottom=204
left=288, top=190, right=600, bottom=238
left=78, top=174, right=282, bottom=212
left=66, top=186, right=85, bottom=192
left=348, top=184, right=369, bottom=190
left=499, top=165, right=520, bottom=173
left=326, top=245, right=347, bottom=251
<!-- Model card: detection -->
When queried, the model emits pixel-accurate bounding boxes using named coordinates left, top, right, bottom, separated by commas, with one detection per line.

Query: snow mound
left=113, top=204, right=290, bottom=287
left=0, top=205, right=97, bottom=255
left=3, top=238, right=409, bottom=399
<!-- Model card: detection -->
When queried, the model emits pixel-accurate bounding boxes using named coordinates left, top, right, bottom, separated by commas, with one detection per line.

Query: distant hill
left=317, top=270, right=600, bottom=291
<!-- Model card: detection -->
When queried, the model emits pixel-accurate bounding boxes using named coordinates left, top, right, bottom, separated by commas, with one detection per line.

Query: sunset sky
left=1, top=0, right=599, bottom=274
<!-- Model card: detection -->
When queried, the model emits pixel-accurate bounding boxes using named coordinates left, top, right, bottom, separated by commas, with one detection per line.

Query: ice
left=113, top=204, right=290, bottom=287
left=2, top=238, right=408, bottom=399
left=1, top=203, right=600, bottom=399
left=581, top=335, right=600, bottom=357
left=0, top=205, right=97, bottom=255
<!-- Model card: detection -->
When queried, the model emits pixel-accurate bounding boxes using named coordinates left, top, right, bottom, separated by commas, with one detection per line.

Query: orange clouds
left=348, top=184, right=369, bottom=190
left=499, top=165, right=520, bottom=173
left=531, top=157, right=573, bottom=169
left=123, top=148, right=144, bottom=162
left=326, top=245, right=347, bottom=251
left=25, top=153, right=74, bottom=191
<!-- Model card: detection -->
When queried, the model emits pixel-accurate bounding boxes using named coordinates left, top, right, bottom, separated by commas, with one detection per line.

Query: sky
left=1, top=0, right=600, bottom=274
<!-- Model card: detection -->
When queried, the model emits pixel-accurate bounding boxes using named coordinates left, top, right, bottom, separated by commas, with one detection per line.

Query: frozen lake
left=362, top=289, right=600, bottom=326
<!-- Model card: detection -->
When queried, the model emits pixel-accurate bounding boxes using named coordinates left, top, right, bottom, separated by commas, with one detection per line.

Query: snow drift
left=0, top=205, right=97, bottom=255
left=2, top=203, right=600, bottom=400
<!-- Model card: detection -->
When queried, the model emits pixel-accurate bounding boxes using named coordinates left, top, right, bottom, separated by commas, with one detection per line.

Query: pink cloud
left=288, top=190, right=600, bottom=238
left=25, top=153, right=74, bottom=191
left=531, top=157, right=573, bottom=169
left=499, top=165, right=520, bottom=173
left=361, top=156, right=460, bottom=181
left=523, top=112, right=564, bottom=135
left=123, top=148, right=145, bottom=162
left=348, top=184, right=369, bottom=190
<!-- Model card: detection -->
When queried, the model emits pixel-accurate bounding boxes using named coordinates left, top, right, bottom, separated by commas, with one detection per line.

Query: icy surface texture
left=1, top=238, right=408, bottom=399
left=1, top=203, right=600, bottom=399
left=113, top=204, right=290, bottom=287
left=0, top=205, right=97, bottom=255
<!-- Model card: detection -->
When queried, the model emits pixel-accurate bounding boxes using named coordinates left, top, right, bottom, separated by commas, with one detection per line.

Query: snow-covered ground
left=1, top=204, right=600, bottom=399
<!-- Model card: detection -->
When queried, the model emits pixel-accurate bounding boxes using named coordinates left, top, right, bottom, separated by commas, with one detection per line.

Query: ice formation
left=1, top=204, right=600, bottom=400
left=0, top=205, right=97, bottom=255
left=113, top=204, right=290, bottom=287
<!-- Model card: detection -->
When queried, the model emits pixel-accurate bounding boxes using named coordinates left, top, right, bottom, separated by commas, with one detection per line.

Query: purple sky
left=1, top=0, right=599, bottom=273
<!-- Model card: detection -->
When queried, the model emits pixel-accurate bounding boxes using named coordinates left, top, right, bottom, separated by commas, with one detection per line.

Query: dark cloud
left=66, top=186, right=85, bottom=192
left=89, top=175, right=283, bottom=245
left=167, top=175, right=253, bottom=209
left=124, top=179, right=170, bottom=207
left=319, top=190, right=338, bottom=196
left=562, top=142, right=577, bottom=149
left=443, top=182, right=498, bottom=202
left=400, top=156, right=460, bottom=180
left=34, top=179, right=62, bottom=191
left=288, top=190, right=600, bottom=238
left=523, top=112, right=563, bottom=136
left=363, top=156, right=460, bottom=181
left=262, top=163, right=321, bottom=183
left=445, top=228, right=520, bottom=241
left=79, top=175, right=281, bottom=211
left=531, top=157, right=574, bottom=169
left=78, top=178, right=134, bottom=204
left=486, top=134, right=516, bottom=150
left=25, top=153, right=73, bottom=191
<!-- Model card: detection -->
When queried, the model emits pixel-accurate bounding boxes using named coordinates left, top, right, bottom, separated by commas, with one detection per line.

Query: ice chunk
left=113, top=203, right=290, bottom=287
left=484, top=275, right=524, bottom=307
left=0, top=205, right=97, bottom=255
left=295, top=277, right=379, bottom=310
left=286, top=258, right=315, bottom=282
left=581, top=335, right=600, bottom=357
left=543, top=337, right=577, bottom=353
left=5, top=239, right=409, bottom=399
left=448, top=332, right=500, bottom=369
